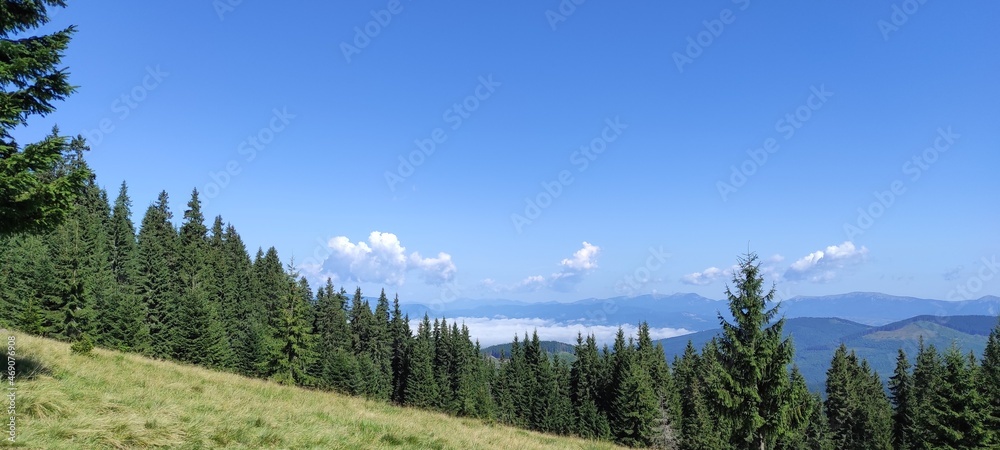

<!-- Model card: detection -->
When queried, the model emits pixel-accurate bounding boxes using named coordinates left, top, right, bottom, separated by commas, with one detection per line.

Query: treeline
left=2, top=171, right=1000, bottom=449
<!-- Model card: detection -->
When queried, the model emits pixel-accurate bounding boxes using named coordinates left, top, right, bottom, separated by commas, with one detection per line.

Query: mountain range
left=401, top=291, right=1000, bottom=333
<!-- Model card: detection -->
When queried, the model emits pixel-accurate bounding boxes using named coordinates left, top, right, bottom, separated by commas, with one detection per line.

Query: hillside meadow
left=1, top=330, right=623, bottom=450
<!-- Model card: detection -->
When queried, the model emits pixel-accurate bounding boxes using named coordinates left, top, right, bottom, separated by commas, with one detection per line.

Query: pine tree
left=928, top=344, right=988, bottom=449
left=981, top=317, right=1000, bottom=447
left=102, top=182, right=149, bottom=352
left=824, top=344, right=891, bottom=450
left=220, top=225, right=266, bottom=376
left=252, top=246, right=287, bottom=376
left=888, top=349, right=913, bottom=450
left=911, top=339, right=943, bottom=447
left=172, top=189, right=231, bottom=366
left=0, top=234, right=54, bottom=332
left=404, top=314, right=439, bottom=409
left=0, top=1, right=88, bottom=235
left=389, top=294, right=411, bottom=404
left=715, top=252, right=793, bottom=450
left=610, top=341, right=660, bottom=447
left=571, top=333, right=612, bottom=439
left=44, top=172, right=108, bottom=341
left=136, top=191, right=180, bottom=358
left=272, top=273, right=314, bottom=385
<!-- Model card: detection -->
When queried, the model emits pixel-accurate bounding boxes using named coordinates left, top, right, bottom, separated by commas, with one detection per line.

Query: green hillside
left=3, top=330, right=621, bottom=450
left=481, top=340, right=577, bottom=364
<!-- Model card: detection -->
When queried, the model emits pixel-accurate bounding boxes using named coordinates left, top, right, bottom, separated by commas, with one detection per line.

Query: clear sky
left=25, top=1, right=1000, bottom=304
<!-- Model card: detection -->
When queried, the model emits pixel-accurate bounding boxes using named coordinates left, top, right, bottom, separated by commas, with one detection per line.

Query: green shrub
left=70, top=335, right=94, bottom=355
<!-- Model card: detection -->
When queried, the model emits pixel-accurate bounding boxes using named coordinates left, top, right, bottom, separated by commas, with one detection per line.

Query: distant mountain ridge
left=400, top=292, right=1000, bottom=333
left=478, top=314, right=1000, bottom=393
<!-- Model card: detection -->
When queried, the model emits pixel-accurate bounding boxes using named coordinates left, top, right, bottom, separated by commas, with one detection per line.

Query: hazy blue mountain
left=480, top=340, right=576, bottom=361
left=400, top=292, right=1000, bottom=334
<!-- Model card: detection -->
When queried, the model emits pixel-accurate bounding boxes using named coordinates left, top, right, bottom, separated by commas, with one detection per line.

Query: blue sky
left=24, top=0, right=1000, bottom=304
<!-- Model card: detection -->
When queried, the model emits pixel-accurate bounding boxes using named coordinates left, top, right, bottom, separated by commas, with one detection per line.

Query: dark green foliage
left=0, top=1, right=89, bottom=235
left=570, top=333, right=611, bottom=440
left=101, top=182, right=149, bottom=352
left=404, top=315, right=439, bottom=409
left=715, top=252, right=793, bottom=449
left=69, top=334, right=94, bottom=355
left=824, top=344, right=892, bottom=450
left=980, top=318, right=1000, bottom=447
left=135, top=191, right=180, bottom=358
left=888, top=349, right=913, bottom=450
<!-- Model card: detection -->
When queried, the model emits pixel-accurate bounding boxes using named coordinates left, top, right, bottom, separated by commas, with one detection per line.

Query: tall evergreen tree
left=172, top=189, right=230, bottom=367
left=136, top=191, right=180, bottom=358
left=981, top=317, right=1000, bottom=447
left=715, top=252, right=793, bottom=450
left=0, top=0, right=88, bottom=235
left=404, top=314, right=439, bottom=409
left=389, top=294, right=411, bottom=404
left=101, top=182, right=148, bottom=351
left=571, top=333, right=611, bottom=439
left=824, top=344, right=892, bottom=450
left=888, top=349, right=914, bottom=450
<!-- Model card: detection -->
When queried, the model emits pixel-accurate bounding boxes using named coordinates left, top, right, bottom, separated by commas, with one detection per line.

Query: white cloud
left=560, top=242, right=600, bottom=271
left=307, top=231, right=456, bottom=286
left=784, top=241, right=869, bottom=283
left=413, top=316, right=692, bottom=347
left=681, top=267, right=725, bottom=286
left=489, top=242, right=601, bottom=292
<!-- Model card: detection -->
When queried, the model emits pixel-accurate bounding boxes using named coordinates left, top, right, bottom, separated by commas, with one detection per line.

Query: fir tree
left=102, top=182, right=148, bottom=351
left=0, top=1, right=88, bottom=235
left=136, top=191, right=180, bottom=358
left=888, top=349, right=913, bottom=450
left=404, top=314, right=439, bottom=409
left=981, top=317, right=1000, bottom=447
left=715, top=252, right=793, bottom=449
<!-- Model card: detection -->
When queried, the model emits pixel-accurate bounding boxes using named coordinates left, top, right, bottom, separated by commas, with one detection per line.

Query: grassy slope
left=2, top=331, right=622, bottom=450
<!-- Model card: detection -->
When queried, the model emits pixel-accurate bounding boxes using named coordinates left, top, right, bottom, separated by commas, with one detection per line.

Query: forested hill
left=658, top=315, right=997, bottom=391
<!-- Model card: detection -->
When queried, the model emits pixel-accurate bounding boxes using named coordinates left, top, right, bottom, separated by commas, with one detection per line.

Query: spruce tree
left=389, top=294, right=411, bottom=404
left=571, top=333, right=612, bottom=439
left=824, top=344, right=892, bottom=450
left=404, top=314, right=439, bottom=409
left=715, top=252, right=793, bottom=449
left=103, top=182, right=149, bottom=351
left=888, top=349, right=913, bottom=450
left=981, top=317, right=1000, bottom=447
left=136, top=191, right=180, bottom=358
left=0, top=0, right=88, bottom=235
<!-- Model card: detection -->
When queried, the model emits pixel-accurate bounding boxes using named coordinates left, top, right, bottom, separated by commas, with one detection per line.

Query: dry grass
left=1, top=330, right=623, bottom=449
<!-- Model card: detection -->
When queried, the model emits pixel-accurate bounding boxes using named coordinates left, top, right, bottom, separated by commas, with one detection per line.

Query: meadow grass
left=0, top=330, right=623, bottom=449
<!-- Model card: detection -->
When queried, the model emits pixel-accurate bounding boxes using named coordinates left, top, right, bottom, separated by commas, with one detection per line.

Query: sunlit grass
left=1, top=330, right=622, bottom=449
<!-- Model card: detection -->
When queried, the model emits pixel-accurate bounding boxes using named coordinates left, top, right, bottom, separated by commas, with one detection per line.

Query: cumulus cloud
left=784, top=241, right=869, bottom=283
left=412, top=316, right=692, bottom=347
left=306, top=231, right=456, bottom=286
left=488, top=242, right=601, bottom=292
left=681, top=267, right=725, bottom=286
